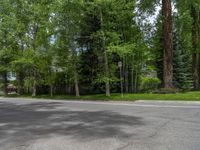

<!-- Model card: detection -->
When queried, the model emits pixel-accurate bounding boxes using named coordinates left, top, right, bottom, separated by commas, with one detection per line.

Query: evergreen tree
left=176, top=0, right=200, bottom=89
left=173, top=24, right=192, bottom=90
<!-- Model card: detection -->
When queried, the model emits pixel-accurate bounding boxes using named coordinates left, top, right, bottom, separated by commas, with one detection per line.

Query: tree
left=191, top=4, right=200, bottom=89
left=137, top=0, right=174, bottom=88
left=176, top=0, right=200, bottom=89
left=81, top=0, right=142, bottom=95
left=2, top=0, right=200, bottom=96
left=0, top=0, right=18, bottom=95
left=162, top=0, right=173, bottom=88
left=51, top=0, right=84, bottom=97
left=173, top=20, right=192, bottom=90
left=151, top=12, right=164, bottom=87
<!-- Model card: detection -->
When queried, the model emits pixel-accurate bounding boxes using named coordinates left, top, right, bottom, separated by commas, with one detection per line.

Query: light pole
left=118, top=61, right=123, bottom=97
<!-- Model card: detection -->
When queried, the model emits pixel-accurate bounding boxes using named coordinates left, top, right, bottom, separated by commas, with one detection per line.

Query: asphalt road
left=0, top=98, right=200, bottom=150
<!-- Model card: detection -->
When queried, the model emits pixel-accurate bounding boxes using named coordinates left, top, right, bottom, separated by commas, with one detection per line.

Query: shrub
left=140, top=77, right=161, bottom=92
left=156, top=88, right=180, bottom=94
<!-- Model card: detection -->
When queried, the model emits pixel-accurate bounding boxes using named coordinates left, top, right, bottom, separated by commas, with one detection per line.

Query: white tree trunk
left=74, top=72, right=80, bottom=97
left=32, top=81, right=36, bottom=97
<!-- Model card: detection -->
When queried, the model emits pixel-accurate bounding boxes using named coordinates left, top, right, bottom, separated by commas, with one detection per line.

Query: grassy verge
left=4, top=91, right=200, bottom=101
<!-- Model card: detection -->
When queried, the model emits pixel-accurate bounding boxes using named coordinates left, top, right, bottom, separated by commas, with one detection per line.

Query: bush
left=155, top=88, right=180, bottom=94
left=140, top=77, right=161, bottom=92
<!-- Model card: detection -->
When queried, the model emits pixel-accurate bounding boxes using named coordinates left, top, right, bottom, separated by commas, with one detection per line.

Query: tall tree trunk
left=104, top=51, right=111, bottom=96
left=119, top=63, right=123, bottom=97
left=32, top=80, right=36, bottom=97
left=131, top=68, right=134, bottom=93
left=192, top=54, right=199, bottom=89
left=50, top=84, right=53, bottom=97
left=125, top=56, right=129, bottom=93
left=131, top=55, right=134, bottom=93
left=74, top=71, right=80, bottom=97
left=191, top=6, right=200, bottom=89
left=134, top=68, right=138, bottom=93
left=3, top=72, right=8, bottom=96
left=162, top=0, right=173, bottom=88
left=100, top=8, right=110, bottom=97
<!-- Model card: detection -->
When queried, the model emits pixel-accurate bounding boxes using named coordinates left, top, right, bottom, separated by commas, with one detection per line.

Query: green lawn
left=3, top=91, right=200, bottom=101
left=30, top=91, right=200, bottom=101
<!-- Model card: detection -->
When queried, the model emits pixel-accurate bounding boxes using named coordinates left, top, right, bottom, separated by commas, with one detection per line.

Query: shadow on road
left=0, top=101, right=144, bottom=142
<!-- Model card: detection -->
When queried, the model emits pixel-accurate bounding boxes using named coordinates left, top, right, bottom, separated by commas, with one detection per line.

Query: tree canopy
left=0, top=0, right=200, bottom=96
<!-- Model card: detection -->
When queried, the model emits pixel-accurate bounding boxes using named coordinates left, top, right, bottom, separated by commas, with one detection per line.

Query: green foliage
left=140, top=77, right=161, bottom=92
left=24, top=77, right=35, bottom=90
left=172, top=13, right=193, bottom=90
left=0, top=0, right=199, bottom=96
left=107, top=43, right=136, bottom=57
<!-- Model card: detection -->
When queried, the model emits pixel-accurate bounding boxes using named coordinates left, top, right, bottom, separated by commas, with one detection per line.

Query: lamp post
left=118, top=61, right=123, bottom=97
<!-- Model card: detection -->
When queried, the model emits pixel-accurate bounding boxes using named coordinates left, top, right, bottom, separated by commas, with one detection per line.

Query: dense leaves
left=0, top=0, right=200, bottom=96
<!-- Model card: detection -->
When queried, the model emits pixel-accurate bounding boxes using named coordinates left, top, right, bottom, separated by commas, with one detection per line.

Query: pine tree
left=176, top=0, right=200, bottom=89
left=173, top=16, right=193, bottom=90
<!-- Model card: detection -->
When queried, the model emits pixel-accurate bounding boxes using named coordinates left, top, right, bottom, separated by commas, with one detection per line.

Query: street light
left=118, top=61, right=123, bottom=97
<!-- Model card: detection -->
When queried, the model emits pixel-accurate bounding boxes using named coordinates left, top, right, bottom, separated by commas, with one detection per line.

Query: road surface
left=0, top=98, right=200, bottom=150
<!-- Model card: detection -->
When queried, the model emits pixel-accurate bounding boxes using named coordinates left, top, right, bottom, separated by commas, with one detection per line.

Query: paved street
left=0, top=98, right=200, bottom=150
